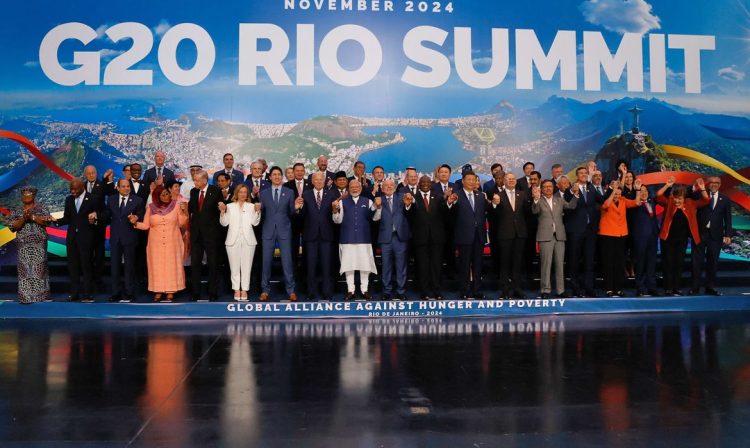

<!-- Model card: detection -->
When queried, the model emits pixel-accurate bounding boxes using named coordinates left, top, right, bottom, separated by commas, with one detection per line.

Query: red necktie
left=199, top=190, right=205, bottom=211
left=423, top=193, right=429, bottom=210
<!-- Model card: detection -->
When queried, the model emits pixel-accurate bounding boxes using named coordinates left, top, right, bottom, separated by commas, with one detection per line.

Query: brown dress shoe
left=260, top=292, right=269, bottom=301
left=288, top=293, right=297, bottom=302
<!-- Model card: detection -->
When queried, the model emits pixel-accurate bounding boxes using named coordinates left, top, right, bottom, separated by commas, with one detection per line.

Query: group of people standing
left=7, top=151, right=734, bottom=304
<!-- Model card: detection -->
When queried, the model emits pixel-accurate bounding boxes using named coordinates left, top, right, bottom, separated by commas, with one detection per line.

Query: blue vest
left=340, top=196, right=373, bottom=244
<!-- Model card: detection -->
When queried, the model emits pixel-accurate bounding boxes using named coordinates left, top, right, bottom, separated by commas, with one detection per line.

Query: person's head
left=639, top=185, right=650, bottom=201
left=317, top=155, right=328, bottom=171
left=372, top=166, right=385, bottom=181
left=592, top=171, right=603, bottom=186
left=222, top=153, right=234, bottom=170
left=232, top=183, right=250, bottom=203
left=193, top=170, right=209, bottom=190
left=122, top=164, right=131, bottom=180
left=586, top=160, right=597, bottom=174
left=251, top=161, right=263, bottom=178
left=259, top=159, right=268, bottom=172
left=154, top=151, right=166, bottom=167
left=151, top=185, right=171, bottom=207
left=557, top=175, right=570, bottom=192
left=311, top=172, right=325, bottom=190
left=671, top=185, right=687, bottom=208
left=348, top=179, right=362, bottom=197
left=269, top=166, right=284, bottom=186
left=20, top=186, right=37, bottom=205
left=405, top=168, right=418, bottom=186
left=461, top=163, right=473, bottom=176
left=529, top=171, right=541, bottom=188
left=551, top=164, right=563, bottom=179
left=576, top=167, right=588, bottom=184
left=117, top=178, right=131, bottom=197
left=462, top=171, right=477, bottom=190
left=418, top=175, right=432, bottom=193
left=616, top=159, right=629, bottom=173
left=70, top=178, right=84, bottom=197
left=335, top=172, right=348, bottom=190
left=130, top=163, right=142, bottom=180
left=437, top=164, right=452, bottom=183
left=623, top=171, right=634, bottom=187
left=83, top=165, right=97, bottom=182
left=353, top=161, right=366, bottom=177
left=706, top=176, right=721, bottom=193
left=189, top=165, right=203, bottom=181
left=522, top=162, right=535, bottom=176
left=505, top=173, right=517, bottom=190
left=490, top=163, right=504, bottom=178
left=381, top=179, right=396, bottom=196
left=293, top=162, right=306, bottom=181
left=216, top=173, right=230, bottom=190
left=284, top=167, right=295, bottom=181
left=541, top=179, right=555, bottom=198
left=168, top=181, right=182, bottom=199
left=612, top=188, right=622, bottom=202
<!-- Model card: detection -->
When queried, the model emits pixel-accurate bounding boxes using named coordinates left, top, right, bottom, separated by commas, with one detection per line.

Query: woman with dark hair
left=614, top=159, right=629, bottom=183
left=621, top=171, right=638, bottom=278
left=7, top=186, right=53, bottom=304
left=130, top=185, right=188, bottom=301
left=655, top=176, right=710, bottom=296
left=598, top=180, right=641, bottom=297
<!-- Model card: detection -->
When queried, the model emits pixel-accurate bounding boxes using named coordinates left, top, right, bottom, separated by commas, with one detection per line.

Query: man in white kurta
left=332, top=180, right=382, bottom=300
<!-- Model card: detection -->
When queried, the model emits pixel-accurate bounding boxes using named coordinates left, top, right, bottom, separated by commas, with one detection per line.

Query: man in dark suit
left=563, top=167, right=602, bottom=297
left=396, top=167, right=420, bottom=196
left=284, top=162, right=313, bottom=284
left=128, top=163, right=150, bottom=202
left=631, top=184, right=660, bottom=297
left=300, top=172, right=337, bottom=300
left=82, top=165, right=116, bottom=285
left=349, top=161, right=374, bottom=197
left=245, top=160, right=271, bottom=198
left=215, top=172, right=234, bottom=293
left=55, top=178, right=99, bottom=302
left=95, top=178, right=145, bottom=302
left=483, top=170, right=505, bottom=286
left=447, top=171, right=488, bottom=299
left=307, top=155, right=335, bottom=188
left=127, top=163, right=149, bottom=283
left=432, top=164, right=457, bottom=276
left=432, top=163, right=456, bottom=196
left=410, top=175, right=449, bottom=299
left=482, top=163, right=504, bottom=193
left=212, top=153, right=245, bottom=186
left=377, top=179, right=413, bottom=301
left=524, top=171, right=542, bottom=280
left=691, top=176, right=733, bottom=295
left=516, top=162, right=535, bottom=192
left=143, top=151, right=176, bottom=192
left=188, top=170, right=222, bottom=301
left=488, top=173, right=529, bottom=299
left=244, top=160, right=270, bottom=293
left=259, top=166, right=304, bottom=301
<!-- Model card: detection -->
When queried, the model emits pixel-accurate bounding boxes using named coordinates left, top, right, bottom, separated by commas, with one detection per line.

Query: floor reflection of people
left=221, top=336, right=259, bottom=445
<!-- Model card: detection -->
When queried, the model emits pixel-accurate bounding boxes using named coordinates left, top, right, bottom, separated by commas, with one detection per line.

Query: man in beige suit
left=531, top=179, right=579, bottom=299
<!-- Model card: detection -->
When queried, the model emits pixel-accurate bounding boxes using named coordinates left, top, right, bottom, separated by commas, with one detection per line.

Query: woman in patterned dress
left=131, top=185, right=188, bottom=302
left=7, top=186, right=53, bottom=304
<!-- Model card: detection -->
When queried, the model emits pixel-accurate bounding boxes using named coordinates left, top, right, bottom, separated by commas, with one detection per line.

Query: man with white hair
left=143, top=150, right=176, bottom=192
left=332, top=179, right=382, bottom=300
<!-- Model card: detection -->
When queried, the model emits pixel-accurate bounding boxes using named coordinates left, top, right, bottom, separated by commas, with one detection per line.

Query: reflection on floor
left=0, top=313, right=749, bottom=446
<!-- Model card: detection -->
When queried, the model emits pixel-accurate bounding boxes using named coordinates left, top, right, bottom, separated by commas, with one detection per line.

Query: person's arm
left=251, top=203, right=262, bottom=227
left=177, top=206, right=188, bottom=229
left=134, top=208, right=151, bottom=231
left=332, top=199, right=344, bottom=224
left=623, top=197, right=641, bottom=209
left=655, top=177, right=674, bottom=206
left=219, top=203, right=230, bottom=227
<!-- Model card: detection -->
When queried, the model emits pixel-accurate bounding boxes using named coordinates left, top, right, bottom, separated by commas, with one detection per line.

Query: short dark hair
left=269, top=166, right=283, bottom=176
left=223, top=153, right=234, bottom=159
left=405, top=166, right=417, bottom=172
left=372, top=165, right=384, bottom=173
left=551, top=164, right=562, bottom=171
left=490, top=163, right=503, bottom=172
left=541, top=179, right=555, bottom=188
left=293, top=162, right=305, bottom=170
left=439, top=164, right=452, bottom=172
left=216, top=173, right=231, bottom=181
left=576, top=166, right=587, bottom=175
left=530, top=171, right=542, bottom=179
left=462, top=170, right=476, bottom=179
left=522, top=161, right=535, bottom=170
left=354, top=161, right=365, bottom=169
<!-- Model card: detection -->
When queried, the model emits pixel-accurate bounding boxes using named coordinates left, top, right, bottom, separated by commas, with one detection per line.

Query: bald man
left=143, top=150, right=176, bottom=192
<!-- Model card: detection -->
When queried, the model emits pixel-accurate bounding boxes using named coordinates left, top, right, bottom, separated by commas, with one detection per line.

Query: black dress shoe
left=322, top=296, right=332, bottom=301
left=663, top=289, right=673, bottom=296
left=362, top=291, right=372, bottom=300
left=122, top=295, right=134, bottom=303
left=585, top=289, right=597, bottom=298
left=209, top=295, right=218, bottom=302
left=688, top=288, right=701, bottom=296
left=672, top=290, right=684, bottom=297
left=435, top=295, right=444, bottom=300
left=345, top=292, right=355, bottom=301
left=306, top=296, right=317, bottom=302
left=616, top=290, right=625, bottom=297
left=192, top=295, right=201, bottom=301
left=382, top=293, right=391, bottom=301
left=647, top=289, right=660, bottom=297
left=81, top=296, right=95, bottom=303
left=397, top=294, right=407, bottom=301
left=606, top=291, right=615, bottom=298
left=474, top=293, right=485, bottom=300
left=635, top=290, right=645, bottom=297
left=555, top=292, right=568, bottom=299
left=68, top=295, right=80, bottom=302
left=108, top=294, right=121, bottom=303
left=705, top=287, right=722, bottom=296
left=420, top=294, right=429, bottom=300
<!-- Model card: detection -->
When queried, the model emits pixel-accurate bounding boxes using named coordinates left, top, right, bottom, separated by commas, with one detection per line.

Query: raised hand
left=609, top=180, right=620, bottom=190
left=571, top=183, right=580, bottom=195
left=218, top=202, right=227, bottom=213
left=295, top=196, right=304, bottom=210
left=666, top=176, right=675, bottom=187
left=252, top=186, right=260, bottom=197
left=332, top=198, right=341, bottom=212
left=695, top=177, right=705, bottom=189
left=373, top=196, right=382, bottom=209
left=634, top=178, right=643, bottom=190
left=403, top=193, right=413, bottom=206
left=103, top=169, right=114, bottom=182
left=447, top=193, right=458, bottom=205
left=532, top=186, right=541, bottom=200
left=444, top=187, right=453, bottom=198
left=87, top=212, right=97, bottom=224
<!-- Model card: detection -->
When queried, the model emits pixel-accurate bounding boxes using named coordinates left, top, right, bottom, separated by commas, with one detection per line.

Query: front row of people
left=7, top=166, right=734, bottom=303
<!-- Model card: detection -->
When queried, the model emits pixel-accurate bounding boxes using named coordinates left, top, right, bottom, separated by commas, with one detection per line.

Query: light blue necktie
left=75, top=195, right=82, bottom=212
left=468, top=192, right=475, bottom=211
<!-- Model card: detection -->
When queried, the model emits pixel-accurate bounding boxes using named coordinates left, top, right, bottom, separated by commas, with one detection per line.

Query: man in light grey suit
left=531, top=179, right=579, bottom=299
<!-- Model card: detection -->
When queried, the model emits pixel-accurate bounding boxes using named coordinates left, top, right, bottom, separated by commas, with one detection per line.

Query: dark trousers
left=661, top=237, right=688, bottom=290
left=457, top=234, right=483, bottom=296
left=633, top=234, right=658, bottom=291
left=92, top=227, right=106, bottom=280
left=381, top=236, right=408, bottom=295
left=110, top=241, right=137, bottom=296
left=489, top=230, right=501, bottom=285
left=415, top=243, right=443, bottom=296
left=524, top=223, right=538, bottom=280
left=291, top=226, right=304, bottom=286
left=305, top=240, right=333, bottom=297
left=600, top=235, right=626, bottom=292
left=67, top=240, right=93, bottom=296
left=498, top=237, right=526, bottom=293
left=251, top=240, right=263, bottom=293
left=566, top=231, right=597, bottom=292
left=692, top=232, right=722, bottom=290
left=191, top=235, right=219, bottom=296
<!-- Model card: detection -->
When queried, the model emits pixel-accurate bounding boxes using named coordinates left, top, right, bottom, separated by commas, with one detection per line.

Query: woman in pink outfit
left=131, top=185, right=188, bottom=302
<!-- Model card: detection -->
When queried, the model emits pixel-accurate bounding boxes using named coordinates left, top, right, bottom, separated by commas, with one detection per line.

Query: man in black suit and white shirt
left=691, top=176, right=733, bottom=295
left=489, top=173, right=529, bottom=299
left=516, top=162, right=535, bottom=192
left=409, top=175, right=449, bottom=299
left=82, top=165, right=115, bottom=284
left=188, top=170, right=223, bottom=301
left=284, top=162, right=312, bottom=284
left=143, top=151, right=176, bottom=192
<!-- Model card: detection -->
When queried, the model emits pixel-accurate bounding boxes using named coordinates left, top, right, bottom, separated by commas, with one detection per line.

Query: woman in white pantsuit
left=219, top=184, right=262, bottom=301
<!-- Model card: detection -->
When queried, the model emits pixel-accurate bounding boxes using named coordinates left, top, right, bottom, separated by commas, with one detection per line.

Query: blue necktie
left=75, top=196, right=82, bottom=212
left=274, top=188, right=279, bottom=204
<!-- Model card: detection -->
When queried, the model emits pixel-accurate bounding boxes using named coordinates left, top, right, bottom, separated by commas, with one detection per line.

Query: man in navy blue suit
left=142, top=151, right=176, bottom=192
left=245, top=160, right=271, bottom=198
left=563, top=167, right=602, bottom=297
left=691, top=176, right=733, bottom=296
left=378, top=179, right=414, bottom=301
left=482, top=163, right=504, bottom=194
left=259, top=166, right=304, bottom=301
left=300, top=172, right=337, bottom=300
left=212, top=153, right=245, bottom=187
left=448, top=171, right=488, bottom=299
left=95, top=179, right=145, bottom=302
left=631, top=184, right=660, bottom=297
left=245, top=160, right=271, bottom=292
left=54, top=178, right=100, bottom=302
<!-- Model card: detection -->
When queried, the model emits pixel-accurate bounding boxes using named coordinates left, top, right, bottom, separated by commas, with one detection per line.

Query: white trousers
left=345, top=271, right=371, bottom=293
left=226, top=241, right=257, bottom=291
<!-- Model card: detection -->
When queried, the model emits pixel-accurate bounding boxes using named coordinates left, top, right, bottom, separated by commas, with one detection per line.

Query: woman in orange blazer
left=655, top=177, right=710, bottom=296
left=599, top=179, right=641, bottom=297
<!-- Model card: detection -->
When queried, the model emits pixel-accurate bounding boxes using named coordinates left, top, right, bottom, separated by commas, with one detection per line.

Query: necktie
left=198, top=190, right=205, bottom=211
left=157, top=167, right=162, bottom=178
left=274, top=188, right=279, bottom=203
left=580, top=185, right=587, bottom=203
left=596, top=186, right=602, bottom=195
left=120, top=196, right=126, bottom=211
left=442, top=184, right=447, bottom=193
left=255, top=179, right=259, bottom=189
left=509, top=190, right=515, bottom=211
left=644, top=202, right=653, bottom=217
left=75, top=195, right=82, bottom=212
left=388, top=196, right=393, bottom=212
left=316, top=191, right=321, bottom=209
left=297, top=181, right=303, bottom=196
left=712, top=193, right=717, bottom=210
left=468, top=192, right=475, bottom=210
left=87, top=182, right=93, bottom=193
left=423, top=193, right=429, bottom=209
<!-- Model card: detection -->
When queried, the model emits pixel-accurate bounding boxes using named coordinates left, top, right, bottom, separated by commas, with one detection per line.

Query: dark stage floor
left=1, top=313, right=749, bottom=447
